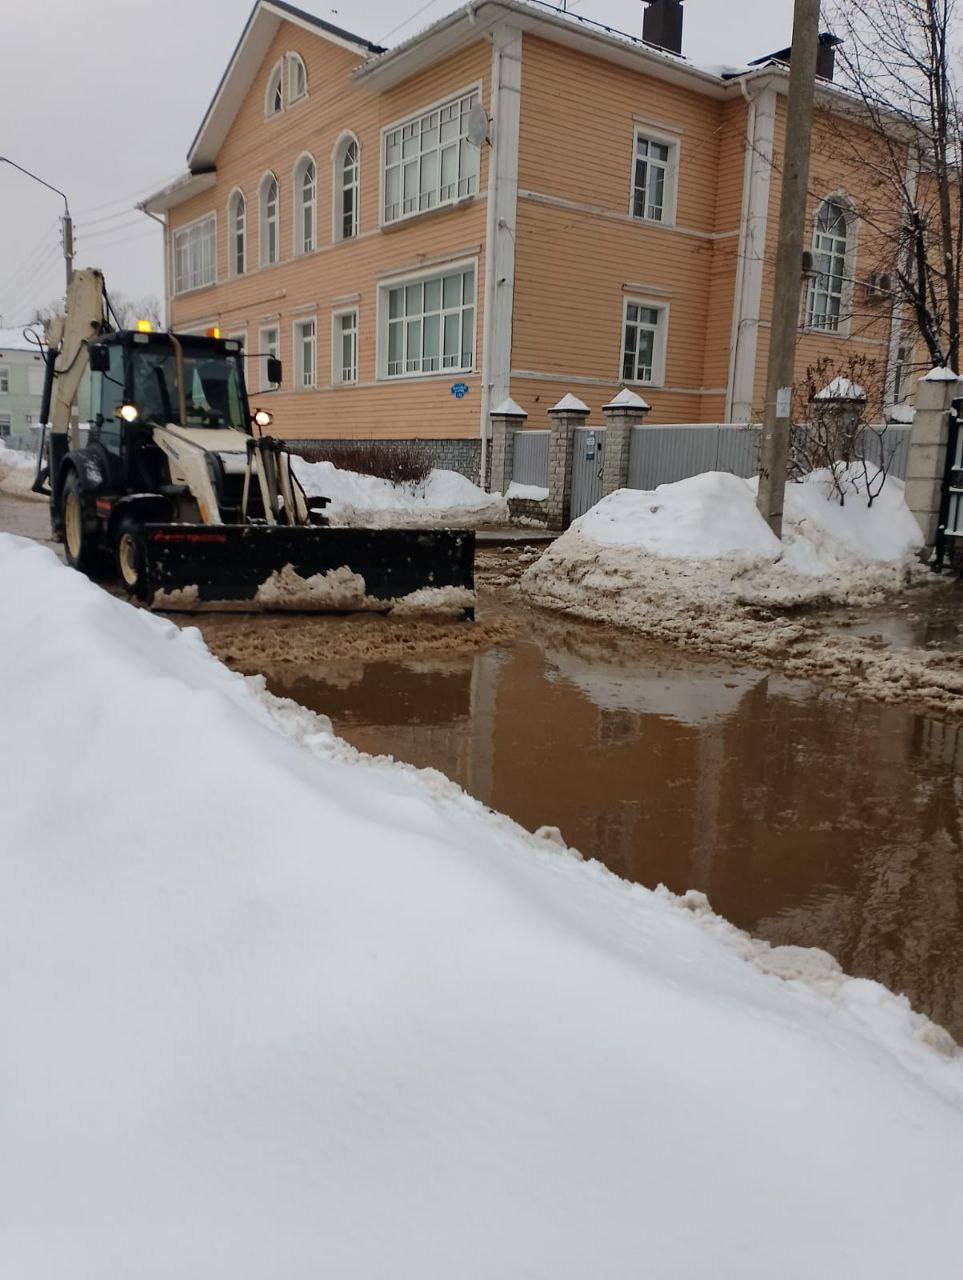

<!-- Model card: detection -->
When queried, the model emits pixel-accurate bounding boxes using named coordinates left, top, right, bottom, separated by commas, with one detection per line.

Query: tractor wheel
left=61, top=471, right=98, bottom=575
left=115, top=519, right=148, bottom=600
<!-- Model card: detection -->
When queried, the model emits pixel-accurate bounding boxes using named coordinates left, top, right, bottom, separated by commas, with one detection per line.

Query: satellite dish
left=466, top=103, right=491, bottom=148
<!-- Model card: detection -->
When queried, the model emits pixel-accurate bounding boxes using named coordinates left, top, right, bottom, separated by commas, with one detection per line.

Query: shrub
left=293, top=442, right=432, bottom=485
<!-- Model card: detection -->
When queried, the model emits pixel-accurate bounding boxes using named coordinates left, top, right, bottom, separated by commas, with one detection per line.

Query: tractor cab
left=88, top=331, right=256, bottom=436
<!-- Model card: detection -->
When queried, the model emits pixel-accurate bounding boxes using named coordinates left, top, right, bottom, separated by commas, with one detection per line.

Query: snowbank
left=291, top=456, right=507, bottom=527
left=529, top=468, right=925, bottom=614
left=3, top=532, right=963, bottom=1277
left=523, top=471, right=963, bottom=714
left=0, top=438, right=43, bottom=500
left=507, top=480, right=549, bottom=501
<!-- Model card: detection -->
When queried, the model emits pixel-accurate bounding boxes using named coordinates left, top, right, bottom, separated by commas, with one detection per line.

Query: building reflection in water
left=267, top=613, right=963, bottom=1040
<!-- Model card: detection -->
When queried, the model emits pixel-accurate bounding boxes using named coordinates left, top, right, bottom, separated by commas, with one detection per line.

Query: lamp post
left=0, top=156, right=73, bottom=290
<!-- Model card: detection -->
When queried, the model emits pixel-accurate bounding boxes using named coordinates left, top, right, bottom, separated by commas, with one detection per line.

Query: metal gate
left=571, top=427, right=605, bottom=519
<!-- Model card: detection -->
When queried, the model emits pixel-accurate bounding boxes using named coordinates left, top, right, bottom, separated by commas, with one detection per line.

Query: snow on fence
left=512, top=429, right=550, bottom=487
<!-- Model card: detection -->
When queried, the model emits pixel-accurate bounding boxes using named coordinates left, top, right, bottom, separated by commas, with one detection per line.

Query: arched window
left=260, top=173, right=279, bottom=267
left=228, top=190, right=246, bottom=276
left=287, top=52, right=307, bottom=104
left=265, top=61, right=283, bottom=116
left=294, top=155, right=316, bottom=255
left=806, top=197, right=853, bottom=333
left=333, top=134, right=359, bottom=242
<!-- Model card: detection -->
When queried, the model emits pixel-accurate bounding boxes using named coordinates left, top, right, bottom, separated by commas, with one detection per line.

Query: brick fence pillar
left=601, top=388, right=650, bottom=496
left=809, top=376, right=868, bottom=463
left=905, top=368, right=959, bottom=552
left=546, top=393, right=590, bottom=530
left=488, top=397, right=528, bottom=494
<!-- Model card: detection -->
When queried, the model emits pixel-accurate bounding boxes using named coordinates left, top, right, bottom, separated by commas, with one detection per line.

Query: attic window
left=287, top=53, right=307, bottom=104
left=266, top=61, right=283, bottom=116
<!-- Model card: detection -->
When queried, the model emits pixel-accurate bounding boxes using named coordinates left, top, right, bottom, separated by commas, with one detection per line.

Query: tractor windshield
left=131, top=344, right=247, bottom=429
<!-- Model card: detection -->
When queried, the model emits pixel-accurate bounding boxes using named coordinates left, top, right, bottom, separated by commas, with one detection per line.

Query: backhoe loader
left=33, top=269, right=474, bottom=614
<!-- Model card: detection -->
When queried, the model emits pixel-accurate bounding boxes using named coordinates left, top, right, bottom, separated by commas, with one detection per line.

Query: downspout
left=138, top=204, right=170, bottom=330
left=725, top=78, right=757, bottom=423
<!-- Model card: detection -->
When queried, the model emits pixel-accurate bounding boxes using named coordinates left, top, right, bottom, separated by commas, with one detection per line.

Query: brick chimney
left=642, top=0, right=684, bottom=56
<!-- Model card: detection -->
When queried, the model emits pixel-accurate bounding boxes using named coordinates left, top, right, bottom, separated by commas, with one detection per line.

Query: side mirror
left=266, top=356, right=282, bottom=386
left=88, top=345, right=109, bottom=373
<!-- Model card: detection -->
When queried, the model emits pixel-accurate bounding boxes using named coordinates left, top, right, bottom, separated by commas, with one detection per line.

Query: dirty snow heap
left=3, top=532, right=963, bottom=1277
left=291, top=456, right=506, bottom=527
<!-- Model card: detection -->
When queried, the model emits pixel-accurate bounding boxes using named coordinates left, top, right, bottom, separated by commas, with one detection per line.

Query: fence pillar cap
left=812, top=376, right=866, bottom=403
left=549, top=393, right=590, bottom=414
left=922, top=365, right=960, bottom=383
left=491, top=396, right=527, bottom=418
left=603, top=387, right=650, bottom=411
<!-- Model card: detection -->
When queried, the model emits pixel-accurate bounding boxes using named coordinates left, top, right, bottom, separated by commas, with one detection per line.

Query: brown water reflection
left=270, top=610, right=963, bottom=1040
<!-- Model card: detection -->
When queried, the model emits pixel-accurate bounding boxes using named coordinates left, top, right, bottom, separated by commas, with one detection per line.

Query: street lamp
left=0, top=156, right=73, bottom=289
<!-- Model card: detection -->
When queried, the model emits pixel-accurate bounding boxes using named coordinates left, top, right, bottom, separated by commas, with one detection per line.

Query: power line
left=378, top=0, right=445, bottom=45
left=73, top=170, right=183, bottom=218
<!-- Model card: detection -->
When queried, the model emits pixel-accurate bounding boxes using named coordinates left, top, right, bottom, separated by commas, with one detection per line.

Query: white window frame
left=805, top=195, right=857, bottom=337
left=332, top=308, right=358, bottom=385
left=293, top=317, right=317, bottom=390
left=293, top=153, right=317, bottom=256
left=228, top=188, right=246, bottom=277
left=286, top=52, right=308, bottom=105
left=0, top=367, right=8, bottom=394
left=265, top=59, right=283, bottom=117
left=259, top=172, right=280, bottom=267
left=225, top=329, right=247, bottom=388
left=629, top=127, right=679, bottom=227
left=381, top=84, right=482, bottom=227
left=258, top=324, right=280, bottom=392
left=333, top=131, right=360, bottom=242
left=172, top=211, right=217, bottom=296
left=620, top=296, right=669, bottom=387
left=377, top=257, right=478, bottom=381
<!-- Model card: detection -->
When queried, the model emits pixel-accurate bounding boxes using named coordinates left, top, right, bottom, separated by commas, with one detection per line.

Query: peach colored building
left=143, top=0, right=913, bottom=478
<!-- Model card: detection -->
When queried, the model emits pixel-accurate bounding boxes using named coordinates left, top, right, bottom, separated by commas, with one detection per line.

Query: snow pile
left=522, top=471, right=963, bottom=713
left=527, top=467, right=925, bottom=616
left=3, top=533, right=963, bottom=1276
left=507, top=480, right=549, bottom=501
left=0, top=438, right=42, bottom=500
left=291, top=455, right=507, bottom=527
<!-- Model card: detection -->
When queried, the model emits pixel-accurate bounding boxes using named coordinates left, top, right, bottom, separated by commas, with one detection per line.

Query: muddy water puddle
left=263, top=607, right=963, bottom=1040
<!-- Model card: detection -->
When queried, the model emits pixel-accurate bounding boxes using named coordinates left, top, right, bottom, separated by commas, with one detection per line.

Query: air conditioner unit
left=863, top=271, right=893, bottom=303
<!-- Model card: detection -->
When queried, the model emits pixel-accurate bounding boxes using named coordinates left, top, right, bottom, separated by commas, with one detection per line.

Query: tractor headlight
left=253, top=409, right=273, bottom=429
left=118, top=403, right=139, bottom=424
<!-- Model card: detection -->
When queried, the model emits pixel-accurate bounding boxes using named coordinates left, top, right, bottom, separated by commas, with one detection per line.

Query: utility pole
left=756, top=0, right=821, bottom=537
left=0, top=156, right=74, bottom=293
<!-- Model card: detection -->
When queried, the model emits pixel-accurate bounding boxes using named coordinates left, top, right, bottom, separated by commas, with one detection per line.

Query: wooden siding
left=169, top=23, right=491, bottom=440
left=511, top=34, right=740, bottom=424
left=751, top=101, right=903, bottom=414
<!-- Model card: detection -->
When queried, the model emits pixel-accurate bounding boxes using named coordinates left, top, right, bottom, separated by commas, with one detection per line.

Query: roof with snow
left=550, top=393, right=590, bottom=414
left=0, top=327, right=44, bottom=354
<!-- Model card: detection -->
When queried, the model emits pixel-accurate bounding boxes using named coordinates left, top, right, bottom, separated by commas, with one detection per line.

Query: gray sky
left=0, top=0, right=795, bottom=327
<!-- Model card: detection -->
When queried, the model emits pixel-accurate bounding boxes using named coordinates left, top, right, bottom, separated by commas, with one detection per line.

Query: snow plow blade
left=135, top=524, right=476, bottom=615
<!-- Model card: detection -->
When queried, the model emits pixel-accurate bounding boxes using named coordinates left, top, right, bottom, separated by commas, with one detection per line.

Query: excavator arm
left=34, top=268, right=108, bottom=497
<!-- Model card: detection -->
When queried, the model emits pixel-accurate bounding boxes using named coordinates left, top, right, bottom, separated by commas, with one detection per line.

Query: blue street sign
left=450, top=382, right=470, bottom=399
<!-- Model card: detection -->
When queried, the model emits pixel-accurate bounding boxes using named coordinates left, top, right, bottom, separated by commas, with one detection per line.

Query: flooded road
left=265, top=606, right=963, bottom=1041
left=3, top=491, right=962, bottom=1036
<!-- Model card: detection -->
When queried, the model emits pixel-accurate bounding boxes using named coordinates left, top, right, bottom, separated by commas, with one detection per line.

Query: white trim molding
left=726, top=85, right=776, bottom=423
left=620, top=295, right=670, bottom=388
